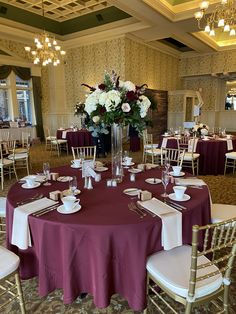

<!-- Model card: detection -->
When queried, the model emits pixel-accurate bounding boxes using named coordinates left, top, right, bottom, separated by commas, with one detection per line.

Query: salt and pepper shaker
left=130, top=173, right=136, bottom=182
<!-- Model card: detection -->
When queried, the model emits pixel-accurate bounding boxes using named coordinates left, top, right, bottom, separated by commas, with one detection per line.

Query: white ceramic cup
left=25, top=175, right=37, bottom=187
left=226, top=135, right=231, bottom=139
left=124, top=157, right=132, bottom=165
left=62, top=196, right=80, bottom=211
left=172, top=166, right=181, bottom=176
left=173, top=186, right=186, bottom=200
left=71, top=159, right=81, bottom=167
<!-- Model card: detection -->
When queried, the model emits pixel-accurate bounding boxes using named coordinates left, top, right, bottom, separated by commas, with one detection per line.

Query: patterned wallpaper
left=180, top=50, right=236, bottom=77
left=168, top=94, right=184, bottom=113
left=0, top=39, right=28, bottom=59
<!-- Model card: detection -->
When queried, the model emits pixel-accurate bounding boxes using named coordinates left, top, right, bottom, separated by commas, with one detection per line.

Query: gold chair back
left=72, top=146, right=96, bottom=162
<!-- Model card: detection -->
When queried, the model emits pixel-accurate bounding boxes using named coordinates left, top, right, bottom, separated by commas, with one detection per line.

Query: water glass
left=164, top=156, right=171, bottom=173
left=43, top=162, right=51, bottom=186
left=69, top=176, right=77, bottom=195
left=161, top=171, right=170, bottom=198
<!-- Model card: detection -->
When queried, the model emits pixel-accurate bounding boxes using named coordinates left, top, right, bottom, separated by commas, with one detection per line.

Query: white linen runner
left=11, top=197, right=57, bottom=250
left=138, top=198, right=182, bottom=250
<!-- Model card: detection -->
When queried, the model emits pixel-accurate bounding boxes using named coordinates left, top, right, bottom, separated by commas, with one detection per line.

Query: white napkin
left=139, top=198, right=182, bottom=250
left=22, top=175, right=46, bottom=183
left=188, top=138, right=198, bottom=152
left=175, top=178, right=206, bottom=186
left=161, top=138, right=168, bottom=148
left=227, top=139, right=233, bottom=150
left=62, top=130, right=68, bottom=139
left=11, top=197, right=57, bottom=250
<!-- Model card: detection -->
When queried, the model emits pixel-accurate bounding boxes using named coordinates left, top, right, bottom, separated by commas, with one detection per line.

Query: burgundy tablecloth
left=57, top=129, right=93, bottom=150
left=6, top=166, right=211, bottom=311
left=161, top=136, right=236, bottom=175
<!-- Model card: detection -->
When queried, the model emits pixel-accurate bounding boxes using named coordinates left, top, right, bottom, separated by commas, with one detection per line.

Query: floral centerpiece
left=82, top=71, right=152, bottom=182
left=193, top=123, right=209, bottom=136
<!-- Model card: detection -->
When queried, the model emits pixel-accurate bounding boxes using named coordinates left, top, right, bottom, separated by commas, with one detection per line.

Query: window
left=0, top=79, right=10, bottom=121
left=0, top=72, right=36, bottom=125
left=225, top=81, right=236, bottom=111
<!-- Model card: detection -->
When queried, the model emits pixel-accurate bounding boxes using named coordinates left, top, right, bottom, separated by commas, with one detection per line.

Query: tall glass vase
left=111, top=123, right=123, bottom=183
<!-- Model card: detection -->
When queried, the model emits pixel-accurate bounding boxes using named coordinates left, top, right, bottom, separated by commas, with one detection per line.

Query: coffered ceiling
left=0, top=0, right=235, bottom=56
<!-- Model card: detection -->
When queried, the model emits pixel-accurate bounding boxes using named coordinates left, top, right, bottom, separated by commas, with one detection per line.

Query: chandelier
left=24, top=0, right=66, bottom=66
left=194, top=0, right=236, bottom=37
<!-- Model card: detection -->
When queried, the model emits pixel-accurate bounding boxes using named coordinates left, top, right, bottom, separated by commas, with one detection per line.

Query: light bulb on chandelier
left=24, top=0, right=66, bottom=66
left=194, top=0, right=236, bottom=37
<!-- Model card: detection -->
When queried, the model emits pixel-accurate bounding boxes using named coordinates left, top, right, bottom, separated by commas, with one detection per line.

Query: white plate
left=128, top=168, right=142, bottom=174
left=168, top=193, right=190, bottom=202
left=57, top=204, right=81, bottom=214
left=122, top=162, right=135, bottom=167
left=123, top=188, right=140, bottom=196
left=95, top=166, right=108, bottom=172
left=57, top=176, right=73, bottom=182
left=22, top=182, right=41, bottom=189
left=145, top=178, right=162, bottom=184
left=71, top=164, right=81, bottom=169
left=169, top=171, right=185, bottom=177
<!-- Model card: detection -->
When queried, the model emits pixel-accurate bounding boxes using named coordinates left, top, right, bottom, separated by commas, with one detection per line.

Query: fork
left=17, top=193, right=44, bottom=206
left=128, top=203, right=144, bottom=218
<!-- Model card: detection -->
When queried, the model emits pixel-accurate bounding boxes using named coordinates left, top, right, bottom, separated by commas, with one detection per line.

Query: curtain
left=0, top=65, right=44, bottom=140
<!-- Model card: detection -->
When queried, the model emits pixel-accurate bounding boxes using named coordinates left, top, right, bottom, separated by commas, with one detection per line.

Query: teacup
left=25, top=175, right=37, bottom=187
left=172, top=166, right=181, bottom=176
left=62, top=196, right=80, bottom=211
left=173, top=186, right=186, bottom=200
left=164, top=132, right=169, bottom=136
left=71, top=159, right=81, bottom=168
left=226, top=135, right=231, bottom=139
left=124, top=157, right=132, bottom=165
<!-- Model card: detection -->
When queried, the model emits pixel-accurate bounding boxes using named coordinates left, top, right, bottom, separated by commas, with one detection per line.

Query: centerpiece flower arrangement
left=193, top=123, right=209, bottom=136
left=82, top=70, right=152, bottom=136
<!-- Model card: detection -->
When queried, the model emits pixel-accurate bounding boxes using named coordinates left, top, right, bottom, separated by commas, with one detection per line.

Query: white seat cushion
left=0, top=246, right=20, bottom=279
left=183, top=152, right=200, bottom=161
left=147, top=245, right=222, bottom=299
left=211, top=203, right=236, bottom=223
left=146, top=148, right=165, bottom=156
left=0, top=158, right=14, bottom=166
left=144, top=144, right=159, bottom=149
left=51, top=139, right=67, bottom=144
left=0, top=197, right=6, bottom=217
left=8, top=153, right=28, bottom=160
left=225, top=152, right=236, bottom=160
left=46, top=136, right=56, bottom=140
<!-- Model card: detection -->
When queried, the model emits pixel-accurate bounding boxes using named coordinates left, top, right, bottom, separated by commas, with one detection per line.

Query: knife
left=167, top=200, right=186, bottom=210
left=32, top=203, right=59, bottom=217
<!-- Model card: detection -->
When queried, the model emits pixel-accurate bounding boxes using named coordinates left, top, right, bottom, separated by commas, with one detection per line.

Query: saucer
left=95, top=166, right=108, bottom=172
left=22, top=182, right=41, bottom=189
left=169, top=171, right=185, bottom=177
left=57, top=176, right=73, bottom=182
left=123, top=188, right=140, bottom=196
left=122, top=162, right=135, bottom=167
left=145, top=178, right=162, bottom=184
left=71, top=164, right=81, bottom=169
left=62, top=189, right=81, bottom=196
left=168, top=193, right=190, bottom=202
left=57, top=204, right=81, bottom=214
left=128, top=168, right=142, bottom=174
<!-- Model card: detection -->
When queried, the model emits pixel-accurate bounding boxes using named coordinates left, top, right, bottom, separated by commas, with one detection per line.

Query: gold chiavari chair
left=7, top=142, right=30, bottom=176
left=224, top=151, right=236, bottom=175
left=144, top=218, right=236, bottom=314
left=0, top=246, right=26, bottom=314
left=179, top=137, right=200, bottom=176
left=72, top=146, right=96, bottom=162
left=0, top=197, right=6, bottom=234
left=142, top=130, right=162, bottom=164
left=43, top=125, right=56, bottom=151
left=15, top=132, right=30, bottom=154
left=0, top=141, right=18, bottom=190
left=160, top=147, right=185, bottom=167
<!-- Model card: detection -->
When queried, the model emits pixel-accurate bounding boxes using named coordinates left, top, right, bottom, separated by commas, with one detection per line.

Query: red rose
left=98, top=84, right=106, bottom=90
left=126, top=91, right=138, bottom=101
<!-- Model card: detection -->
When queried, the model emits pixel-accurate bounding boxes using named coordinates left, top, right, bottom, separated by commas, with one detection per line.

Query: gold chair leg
left=15, top=272, right=26, bottom=314
left=192, top=160, right=195, bottom=176
left=223, top=284, right=229, bottom=314
left=1, top=167, right=4, bottom=190
left=185, top=302, right=192, bottom=314
left=224, top=158, right=227, bottom=175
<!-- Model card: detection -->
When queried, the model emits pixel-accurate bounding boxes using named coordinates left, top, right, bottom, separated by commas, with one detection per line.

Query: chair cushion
left=0, top=197, right=6, bottom=217
left=145, top=148, right=165, bottom=156
left=211, top=203, right=236, bottom=223
left=0, top=246, right=20, bottom=279
left=8, top=153, right=28, bottom=160
left=225, top=152, right=236, bottom=160
left=144, top=144, right=159, bottom=149
left=183, top=152, right=200, bottom=161
left=46, top=136, right=56, bottom=140
left=51, top=139, right=67, bottom=144
left=147, top=245, right=222, bottom=299
left=0, top=158, right=14, bottom=166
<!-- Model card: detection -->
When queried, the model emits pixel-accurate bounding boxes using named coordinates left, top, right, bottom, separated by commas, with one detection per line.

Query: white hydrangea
left=105, top=90, right=121, bottom=112
left=121, top=103, right=131, bottom=113
left=123, top=81, right=136, bottom=91
left=99, top=92, right=108, bottom=106
left=138, top=95, right=151, bottom=118
left=84, top=90, right=101, bottom=115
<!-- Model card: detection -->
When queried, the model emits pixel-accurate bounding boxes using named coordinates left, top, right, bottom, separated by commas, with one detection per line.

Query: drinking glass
left=164, top=155, right=171, bottom=173
left=123, top=150, right=129, bottom=168
left=161, top=171, right=170, bottom=198
left=69, top=176, right=77, bottom=195
left=43, top=162, right=51, bottom=186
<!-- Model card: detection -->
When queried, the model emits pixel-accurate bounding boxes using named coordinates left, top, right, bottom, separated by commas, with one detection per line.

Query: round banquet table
left=57, top=129, right=93, bottom=150
left=161, top=136, right=236, bottom=175
left=6, top=166, right=211, bottom=311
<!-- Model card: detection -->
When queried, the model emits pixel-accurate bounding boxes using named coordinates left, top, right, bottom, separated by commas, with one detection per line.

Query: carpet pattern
left=0, top=143, right=236, bottom=313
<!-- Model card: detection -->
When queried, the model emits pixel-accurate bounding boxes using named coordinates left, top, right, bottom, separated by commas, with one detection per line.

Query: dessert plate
left=123, top=188, right=140, bottom=196
left=145, top=178, right=161, bottom=184
left=22, top=182, right=41, bottom=189
left=57, top=176, right=73, bottom=182
left=168, top=193, right=190, bottom=202
left=122, top=162, right=135, bottom=167
left=71, top=164, right=81, bottom=169
left=95, top=166, right=108, bottom=172
left=128, top=168, right=142, bottom=174
left=57, top=204, right=81, bottom=214
left=169, top=171, right=185, bottom=177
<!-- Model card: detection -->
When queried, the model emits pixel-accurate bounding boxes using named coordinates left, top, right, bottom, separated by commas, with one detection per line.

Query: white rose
left=119, top=80, right=124, bottom=88
left=92, top=115, right=100, bottom=123
left=121, top=103, right=131, bottom=113
left=105, top=90, right=121, bottom=112
left=137, top=95, right=151, bottom=118
left=123, top=81, right=136, bottom=91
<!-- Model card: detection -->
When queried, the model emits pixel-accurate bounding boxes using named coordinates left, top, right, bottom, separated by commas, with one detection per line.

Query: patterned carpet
left=1, top=143, right=236, bottom=313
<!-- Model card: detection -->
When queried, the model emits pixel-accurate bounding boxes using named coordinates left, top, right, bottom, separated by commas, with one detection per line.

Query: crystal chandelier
left=194, top=0, right=236, bottom=37
left=24, top=0, right=66, bottom=66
